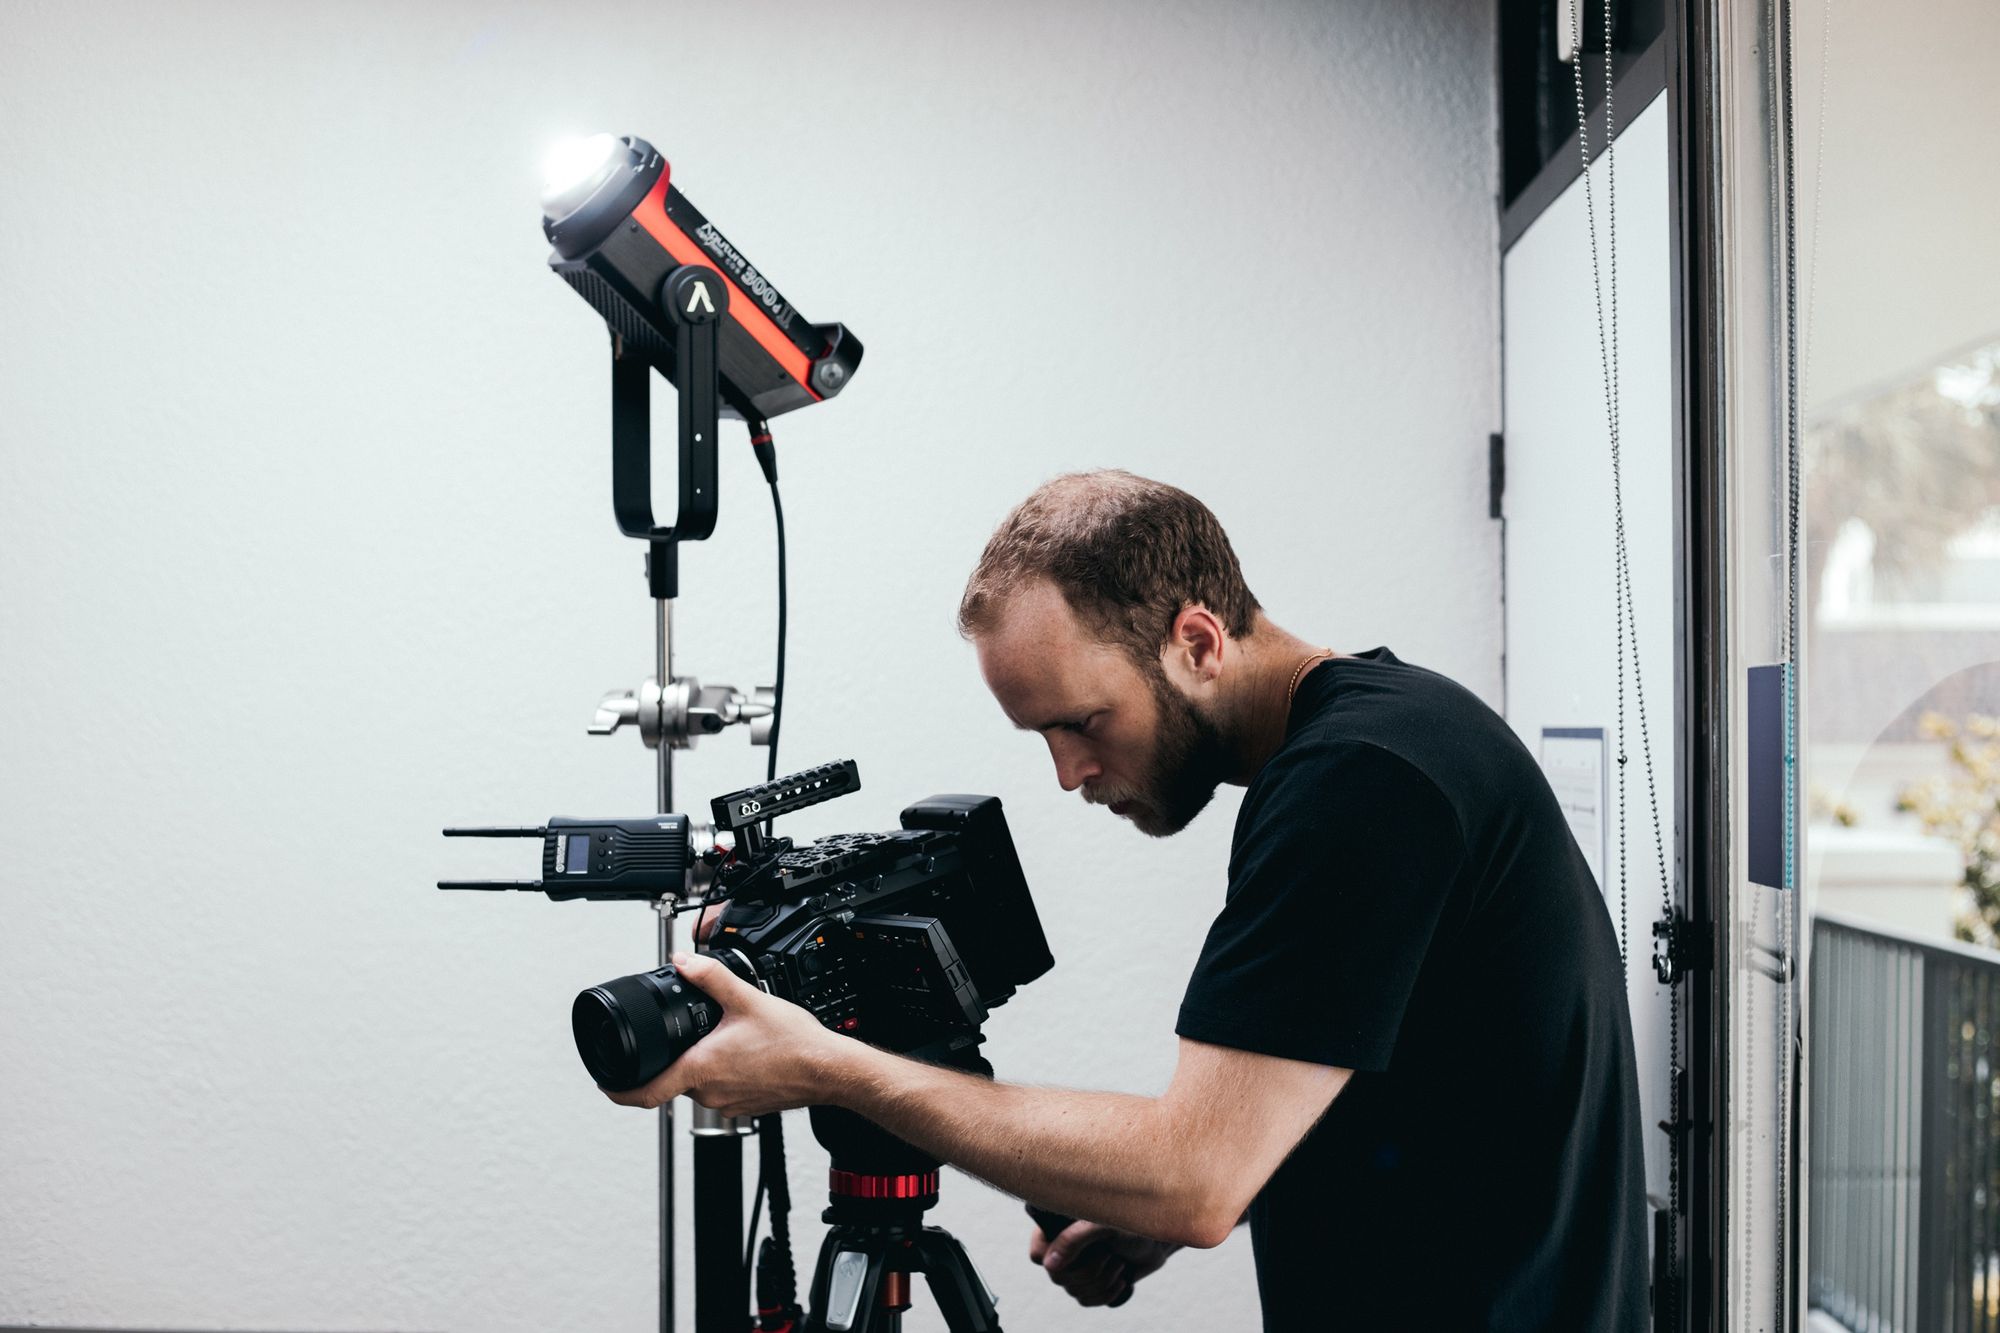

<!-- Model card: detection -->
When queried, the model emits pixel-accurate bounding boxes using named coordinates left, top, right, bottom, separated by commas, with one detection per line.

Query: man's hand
left=1028, top=1220, right=1180, bottom=1309
left=600, top=951, right=849, bottom=1117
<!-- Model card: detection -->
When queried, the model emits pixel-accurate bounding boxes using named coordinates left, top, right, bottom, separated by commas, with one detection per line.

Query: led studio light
left=540, top=133, right=862, bottom=422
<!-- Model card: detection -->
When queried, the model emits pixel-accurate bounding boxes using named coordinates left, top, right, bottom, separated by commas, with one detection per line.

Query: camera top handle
left=712, top=759, right=860, bottom=857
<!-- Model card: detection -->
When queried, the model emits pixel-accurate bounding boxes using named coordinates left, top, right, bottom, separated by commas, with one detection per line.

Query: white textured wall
left=0, top=2, right=1498, bottom=1329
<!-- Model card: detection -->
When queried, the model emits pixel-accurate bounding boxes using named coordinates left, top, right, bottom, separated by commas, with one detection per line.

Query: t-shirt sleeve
left=1175, top=740, right=1467, bottom=1072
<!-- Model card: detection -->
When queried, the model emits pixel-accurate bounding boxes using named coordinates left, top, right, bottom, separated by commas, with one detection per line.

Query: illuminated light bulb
left=540, top=133, right=624, bottom=221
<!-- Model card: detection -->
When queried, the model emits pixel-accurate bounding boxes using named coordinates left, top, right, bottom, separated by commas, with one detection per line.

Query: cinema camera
left=442, top=758, right=1054, bottom=1090
left=444, top=760, right=1058, bottom=1331
left=594, top=762, right=1053, bottom=1091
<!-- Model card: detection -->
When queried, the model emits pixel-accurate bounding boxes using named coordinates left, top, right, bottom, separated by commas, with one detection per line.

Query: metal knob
left=588, top=677, right=776, bottom=749
left=590, top=689, right=642, bottom=736
left=748, top=686, right=777, bottom=746
left=688, top=1103, right=757, bottom=1137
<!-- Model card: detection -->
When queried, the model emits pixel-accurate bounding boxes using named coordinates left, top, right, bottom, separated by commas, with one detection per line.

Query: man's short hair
left=957, top=470, right=1262, bottom=666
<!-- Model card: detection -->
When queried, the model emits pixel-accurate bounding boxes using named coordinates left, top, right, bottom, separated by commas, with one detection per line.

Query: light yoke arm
left=610, top=263, right=729, bottom=600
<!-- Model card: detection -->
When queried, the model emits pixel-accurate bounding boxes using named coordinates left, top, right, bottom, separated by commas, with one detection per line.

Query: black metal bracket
left=610, top=264, right=729, bottom=600
left=1488, top=432, right=1506, bottom=519
left=1653, top=908, right=1707, bottom=985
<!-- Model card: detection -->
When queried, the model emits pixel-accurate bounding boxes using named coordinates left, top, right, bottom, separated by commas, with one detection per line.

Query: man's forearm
left=821, top=1042, right=1224, bottom=1247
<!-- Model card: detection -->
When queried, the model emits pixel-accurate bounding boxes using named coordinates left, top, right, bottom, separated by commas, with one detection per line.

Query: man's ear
left=1162, top=604, right=1227, bottom=685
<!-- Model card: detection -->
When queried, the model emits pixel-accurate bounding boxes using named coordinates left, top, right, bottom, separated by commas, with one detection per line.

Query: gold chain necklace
left=1285, top=648, right=1337, bottom=710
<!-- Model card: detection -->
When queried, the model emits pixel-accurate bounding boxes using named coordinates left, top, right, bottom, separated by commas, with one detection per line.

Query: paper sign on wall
left=1540, top=727, right=1609, bottom=896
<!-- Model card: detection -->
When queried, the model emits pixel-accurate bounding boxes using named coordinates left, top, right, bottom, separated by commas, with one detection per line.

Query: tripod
left=799, top=1108, right=1003, bottom=1332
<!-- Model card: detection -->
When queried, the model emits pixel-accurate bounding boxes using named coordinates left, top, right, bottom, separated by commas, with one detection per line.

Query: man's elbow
left=1161, top=1183, right=1249, bottom=1250
left=1175, top=1214, right=1237, bottom=1251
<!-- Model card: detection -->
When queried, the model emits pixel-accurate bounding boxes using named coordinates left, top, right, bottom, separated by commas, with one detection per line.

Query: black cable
left=762, top=1113, right=795, bottom=1252
left=751, top=1114, right=801, bottom=1326
left=741, top=417, right=786, bottom=1305
left=766, top=484, right=787, bottom=787
left=743, top=1150, right=766, bottom=1276
left=736, top=421, right=804, bottom=1327
left=748, top=417, right=786, bottom=815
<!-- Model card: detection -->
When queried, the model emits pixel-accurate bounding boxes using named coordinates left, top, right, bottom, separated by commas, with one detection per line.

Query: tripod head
left=805, top=1049, right=991, bottom=1229
left=799, top=1054, right=1007, bottom=1333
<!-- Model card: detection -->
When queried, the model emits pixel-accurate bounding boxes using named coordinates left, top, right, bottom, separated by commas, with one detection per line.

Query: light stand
left=495, top=131, right=861, bottom=1333
left=587, top=263, right=770, bottom=1333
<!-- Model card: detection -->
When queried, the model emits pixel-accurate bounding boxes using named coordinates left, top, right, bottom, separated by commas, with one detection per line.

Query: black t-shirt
left=1176, top=647, right=1648, bottom=1331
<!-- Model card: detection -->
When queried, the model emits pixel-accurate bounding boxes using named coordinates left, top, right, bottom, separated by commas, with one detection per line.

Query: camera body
left=710, top=792, right=1053, bottom=1053
left=569, top=763, right=1054, bottom=1091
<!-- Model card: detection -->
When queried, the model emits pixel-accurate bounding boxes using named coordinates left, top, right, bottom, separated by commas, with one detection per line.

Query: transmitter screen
left=565, top=836, right=591, bottom=874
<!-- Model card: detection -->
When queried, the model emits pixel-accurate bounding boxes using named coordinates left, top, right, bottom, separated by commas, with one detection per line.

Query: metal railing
left=1809, top=911, right=2000, bottom=1332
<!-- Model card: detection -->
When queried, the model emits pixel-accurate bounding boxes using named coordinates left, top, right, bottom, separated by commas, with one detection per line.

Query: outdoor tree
left=1897, top=710, right=2000, bottom=947
left=1805, top=344, right=2000, bottom=630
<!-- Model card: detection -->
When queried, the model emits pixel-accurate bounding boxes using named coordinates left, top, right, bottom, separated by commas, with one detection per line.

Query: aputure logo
left=693, top=221, right=798, bottom=332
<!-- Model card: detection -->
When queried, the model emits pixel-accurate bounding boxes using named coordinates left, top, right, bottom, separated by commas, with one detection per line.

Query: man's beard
left=1090, top=670, right=1233, bottom=837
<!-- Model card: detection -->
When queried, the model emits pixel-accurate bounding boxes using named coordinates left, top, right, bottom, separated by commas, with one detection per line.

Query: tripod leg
left=911, top=1227, right=1003, bottom=1333
left=694, top=1135, right=745, bottom=1333
left=802, top=1229, right=892, bottom=1333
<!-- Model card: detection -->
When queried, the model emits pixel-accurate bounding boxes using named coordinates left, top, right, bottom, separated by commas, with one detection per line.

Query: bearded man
left=607, top=470, right=1649, bottom=1330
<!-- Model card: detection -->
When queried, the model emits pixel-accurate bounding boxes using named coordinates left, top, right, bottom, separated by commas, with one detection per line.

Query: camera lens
left=572, top=966, right=720, bottom=1091
left=591, top=1017, right=622, bottom=1067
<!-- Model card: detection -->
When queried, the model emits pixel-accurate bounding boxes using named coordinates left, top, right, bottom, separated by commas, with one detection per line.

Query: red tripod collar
left=828, top=1168, right=940, bottom=1201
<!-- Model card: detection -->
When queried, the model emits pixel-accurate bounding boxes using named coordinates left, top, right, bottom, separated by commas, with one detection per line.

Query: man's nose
left=1047, top=736, right=1101, bottom=792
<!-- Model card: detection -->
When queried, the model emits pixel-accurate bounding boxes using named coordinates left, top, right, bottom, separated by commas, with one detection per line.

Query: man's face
left=974, top=581, right=1230, bottom=837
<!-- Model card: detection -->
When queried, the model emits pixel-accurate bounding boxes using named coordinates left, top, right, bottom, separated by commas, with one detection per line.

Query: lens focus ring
left=572, top=967, right=719, bottom=1092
